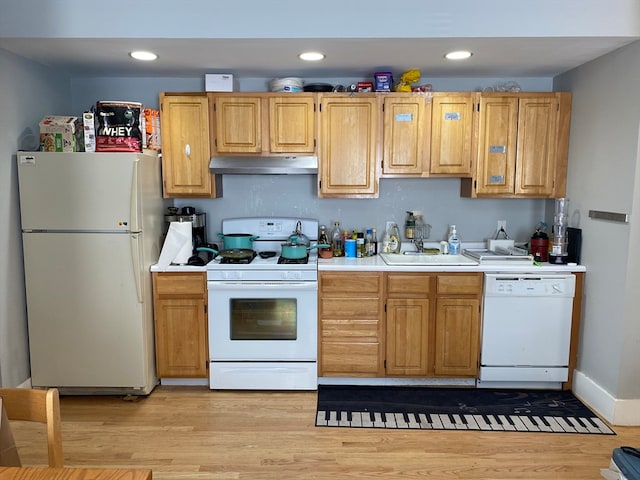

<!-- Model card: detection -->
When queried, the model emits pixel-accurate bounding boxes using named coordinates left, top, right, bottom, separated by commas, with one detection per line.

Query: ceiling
left=1, top=36, right=637, bottom=79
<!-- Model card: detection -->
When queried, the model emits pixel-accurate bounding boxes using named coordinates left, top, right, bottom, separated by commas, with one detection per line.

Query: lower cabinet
left=433, top=274, right=482, bottom=377
left=318, top=270, right=482, bottom=379
left=318, top=272, right=385, bottom=376
left=152, top=272, right=208, bottom=378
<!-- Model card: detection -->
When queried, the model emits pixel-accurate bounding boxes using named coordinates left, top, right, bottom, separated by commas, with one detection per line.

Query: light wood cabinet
left=382, top=94, right=430, bottom=176
left=269, top=95, right=316, bottom=153
left=429, top=92, right=478, bottom=176
left=385, top=273, right=432, bottom=376
left=152, top=272, right=208, bottom=378
left=210, top=93, right=316, bottom=155
left=159, top=93, right=222, bottom=198
left=462, top=92, right=572, bottom=198
left=434, top=274, right=482, bottom=377
left=384, top=272, right=481, bottom=378
left=318, top=271, right=384, bottom=376
left=318, top=93, right=381, bottom=197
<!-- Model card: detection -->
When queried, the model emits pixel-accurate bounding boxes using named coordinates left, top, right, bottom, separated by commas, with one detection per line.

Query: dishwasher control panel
left=484, top=274, right=576, bottom=297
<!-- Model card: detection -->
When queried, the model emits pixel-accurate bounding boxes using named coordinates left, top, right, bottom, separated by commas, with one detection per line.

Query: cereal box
left=39, top=116, right=80, bottom=152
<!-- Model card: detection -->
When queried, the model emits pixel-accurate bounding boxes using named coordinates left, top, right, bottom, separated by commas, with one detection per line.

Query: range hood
left=209, top=156, right=317, bottom=175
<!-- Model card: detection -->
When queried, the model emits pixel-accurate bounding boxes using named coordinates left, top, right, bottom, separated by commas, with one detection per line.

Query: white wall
left=555, top=40, right=640, bottom=420
left=0, top=49, right=71, bottom=386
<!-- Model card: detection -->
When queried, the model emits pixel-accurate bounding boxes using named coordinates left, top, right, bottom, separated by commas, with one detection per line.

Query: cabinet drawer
left=437, top=274, right=482, bottom=295
left=154, top=273, right=205, bottom=296
left=320, top=342, right=381, bottom=375
left=387, top=273, right=432, bottom=296
left=320, top=319, right=380, bottom=341
left=320, top=272, right=381, bottom=295
left=320, top=298, right=381, bottom=318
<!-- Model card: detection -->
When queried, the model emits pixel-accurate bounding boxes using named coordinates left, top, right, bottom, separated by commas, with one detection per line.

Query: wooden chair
left=0, top=388, right=63, bottom=467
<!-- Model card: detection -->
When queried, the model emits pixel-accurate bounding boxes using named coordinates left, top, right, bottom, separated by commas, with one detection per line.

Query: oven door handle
left=208, top=281, right=318, bottom=290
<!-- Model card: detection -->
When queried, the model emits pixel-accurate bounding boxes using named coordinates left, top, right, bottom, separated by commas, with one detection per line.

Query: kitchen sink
left=379, top=252, right=479, bottom=266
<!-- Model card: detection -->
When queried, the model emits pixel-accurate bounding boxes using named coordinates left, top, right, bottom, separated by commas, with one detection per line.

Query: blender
left=549, top=198, right=569, bottom=264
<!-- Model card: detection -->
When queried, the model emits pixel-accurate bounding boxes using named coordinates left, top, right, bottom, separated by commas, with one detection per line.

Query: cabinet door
left=386, top=298, right=430, bottom=376
left=475, top=95, right=519, bottom=195
left=213, top=95, right=262, bottom=153
left=160, top=94, right=215, bottom=197
left=515, top=96, right=559, bottom=196
left=318, top=94, right=380, bottom=197
left=269, top=95, right=316, bottom=153
left=430, top=93, right=476, bottom=175
left=382, top=95, right=428, bottom=175
left=434, top=298, right=480, bottom=377
left=155, top=297, right=208, bottom=377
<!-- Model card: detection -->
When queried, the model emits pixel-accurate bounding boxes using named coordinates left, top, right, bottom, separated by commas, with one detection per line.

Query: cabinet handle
left=185, top=144, right=191, bottom=157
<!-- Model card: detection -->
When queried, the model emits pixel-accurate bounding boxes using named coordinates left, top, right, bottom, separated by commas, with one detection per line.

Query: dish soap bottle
left=389, top=223, right=401, bottom=254
left=448, top=225, right=461, bottom=255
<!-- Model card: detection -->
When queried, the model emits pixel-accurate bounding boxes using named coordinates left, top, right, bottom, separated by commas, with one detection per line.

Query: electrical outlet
left=497, top=220, right=507, bottom=232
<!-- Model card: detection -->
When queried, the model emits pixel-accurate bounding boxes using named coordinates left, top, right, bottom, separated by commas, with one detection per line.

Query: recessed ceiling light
left=445, top=50, right=472, bottom=60
left=299, top=51, right=325, bottom=62
left=129, top=51, right=158, bottom=61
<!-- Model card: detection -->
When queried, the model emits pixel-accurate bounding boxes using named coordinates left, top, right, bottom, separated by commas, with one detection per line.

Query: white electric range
left=206, top=217, right=319, bottom=390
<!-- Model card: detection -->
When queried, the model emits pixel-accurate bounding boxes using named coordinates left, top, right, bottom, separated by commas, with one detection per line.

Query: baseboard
left=573, top=370, right=640, bottom=426
left=17, top=378, right=32, bottom=389
left=160, top=378, right=209, bottom=386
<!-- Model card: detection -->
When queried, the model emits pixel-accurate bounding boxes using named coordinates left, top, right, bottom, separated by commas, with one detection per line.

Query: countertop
left=318, top=256, right=586, bottom=273
left=151, top=264, right=207, bottom=272
left=150, top=257, right=586, bottom=274
left=150, top=241, right=586, bottom=274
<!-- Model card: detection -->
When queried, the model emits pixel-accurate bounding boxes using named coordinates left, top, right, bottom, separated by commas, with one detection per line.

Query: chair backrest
left=0, top=388, right=63, bottom=467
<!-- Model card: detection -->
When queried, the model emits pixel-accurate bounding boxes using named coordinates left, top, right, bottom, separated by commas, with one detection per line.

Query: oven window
left=230, top=299, right=297, bottom=340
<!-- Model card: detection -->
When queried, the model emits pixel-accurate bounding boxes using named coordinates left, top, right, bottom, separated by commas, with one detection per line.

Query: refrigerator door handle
left=129, top=159, right=141, bottom=232
left=131, top=233, right=144, bottom=303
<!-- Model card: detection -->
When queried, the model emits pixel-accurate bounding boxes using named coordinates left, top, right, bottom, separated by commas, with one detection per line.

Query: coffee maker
left=164, top=206, right=207, bottom=253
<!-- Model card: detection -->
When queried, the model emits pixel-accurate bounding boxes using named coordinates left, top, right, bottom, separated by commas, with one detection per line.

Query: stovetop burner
left=219, top=252, right=257, bottom=264
left=278, top=255, right=309, bottom=265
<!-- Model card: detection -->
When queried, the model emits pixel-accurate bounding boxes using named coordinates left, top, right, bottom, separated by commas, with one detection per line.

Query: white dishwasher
left=478, top=273, right=576, bottom=389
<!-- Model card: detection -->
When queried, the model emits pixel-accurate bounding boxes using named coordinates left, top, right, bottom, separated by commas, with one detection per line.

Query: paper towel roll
left=157, top=221, right=192, bottom=266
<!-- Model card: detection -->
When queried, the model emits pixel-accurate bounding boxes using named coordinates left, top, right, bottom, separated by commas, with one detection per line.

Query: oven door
left=208, top=281, right=317, bottom=361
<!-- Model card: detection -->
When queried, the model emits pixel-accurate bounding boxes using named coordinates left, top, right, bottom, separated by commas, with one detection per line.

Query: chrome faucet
left=413, top=237, right=424, bottom=253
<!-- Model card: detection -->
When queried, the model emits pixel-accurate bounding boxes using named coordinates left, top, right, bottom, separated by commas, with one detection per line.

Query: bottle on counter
left=372, top=228, right=378, bottom=255
left=356, top=231, right=365, bottom=257
left=448, top=225, right=461, bottom=255
left=364, top=229, right=373, bottom=256
left=405, top=211, right=416, bottom=239
left=318, top=225, right=333, bottom=259
left=389, top=223, right=401, bottom=253
left=331, top=221, right=343, bottom=257
left=381, top=228, right=391, bottom=253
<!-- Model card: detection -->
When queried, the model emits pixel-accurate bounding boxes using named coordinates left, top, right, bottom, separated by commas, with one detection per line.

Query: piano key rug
left=315, top=385, right=614, bottom=434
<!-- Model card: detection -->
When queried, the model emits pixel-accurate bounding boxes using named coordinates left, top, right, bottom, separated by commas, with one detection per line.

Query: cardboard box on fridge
left=82, top=112, right=96, bottom=152
left=205, top=74, right=235, bottom=92
left=39, top=116, right=80, bottom=152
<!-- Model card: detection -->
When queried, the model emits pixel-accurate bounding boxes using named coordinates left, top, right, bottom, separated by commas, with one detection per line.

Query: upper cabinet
left=462, top=92, right=572, bottom=198
left=210, top=93, right=316, bottom=155
left=318, top=93, right=381, bottom=198
left=429, top=93, right=478, bottom=176
left=382, top=94, right=430, bottom=176
left=159, top=93, right=222, bottom=198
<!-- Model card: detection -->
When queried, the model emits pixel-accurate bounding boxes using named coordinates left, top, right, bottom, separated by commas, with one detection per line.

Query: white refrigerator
left=17, top=151, right=167, bottom=394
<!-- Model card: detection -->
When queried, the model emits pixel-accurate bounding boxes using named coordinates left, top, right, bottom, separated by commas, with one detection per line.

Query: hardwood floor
left=9, top=386, right=640, bottom=479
